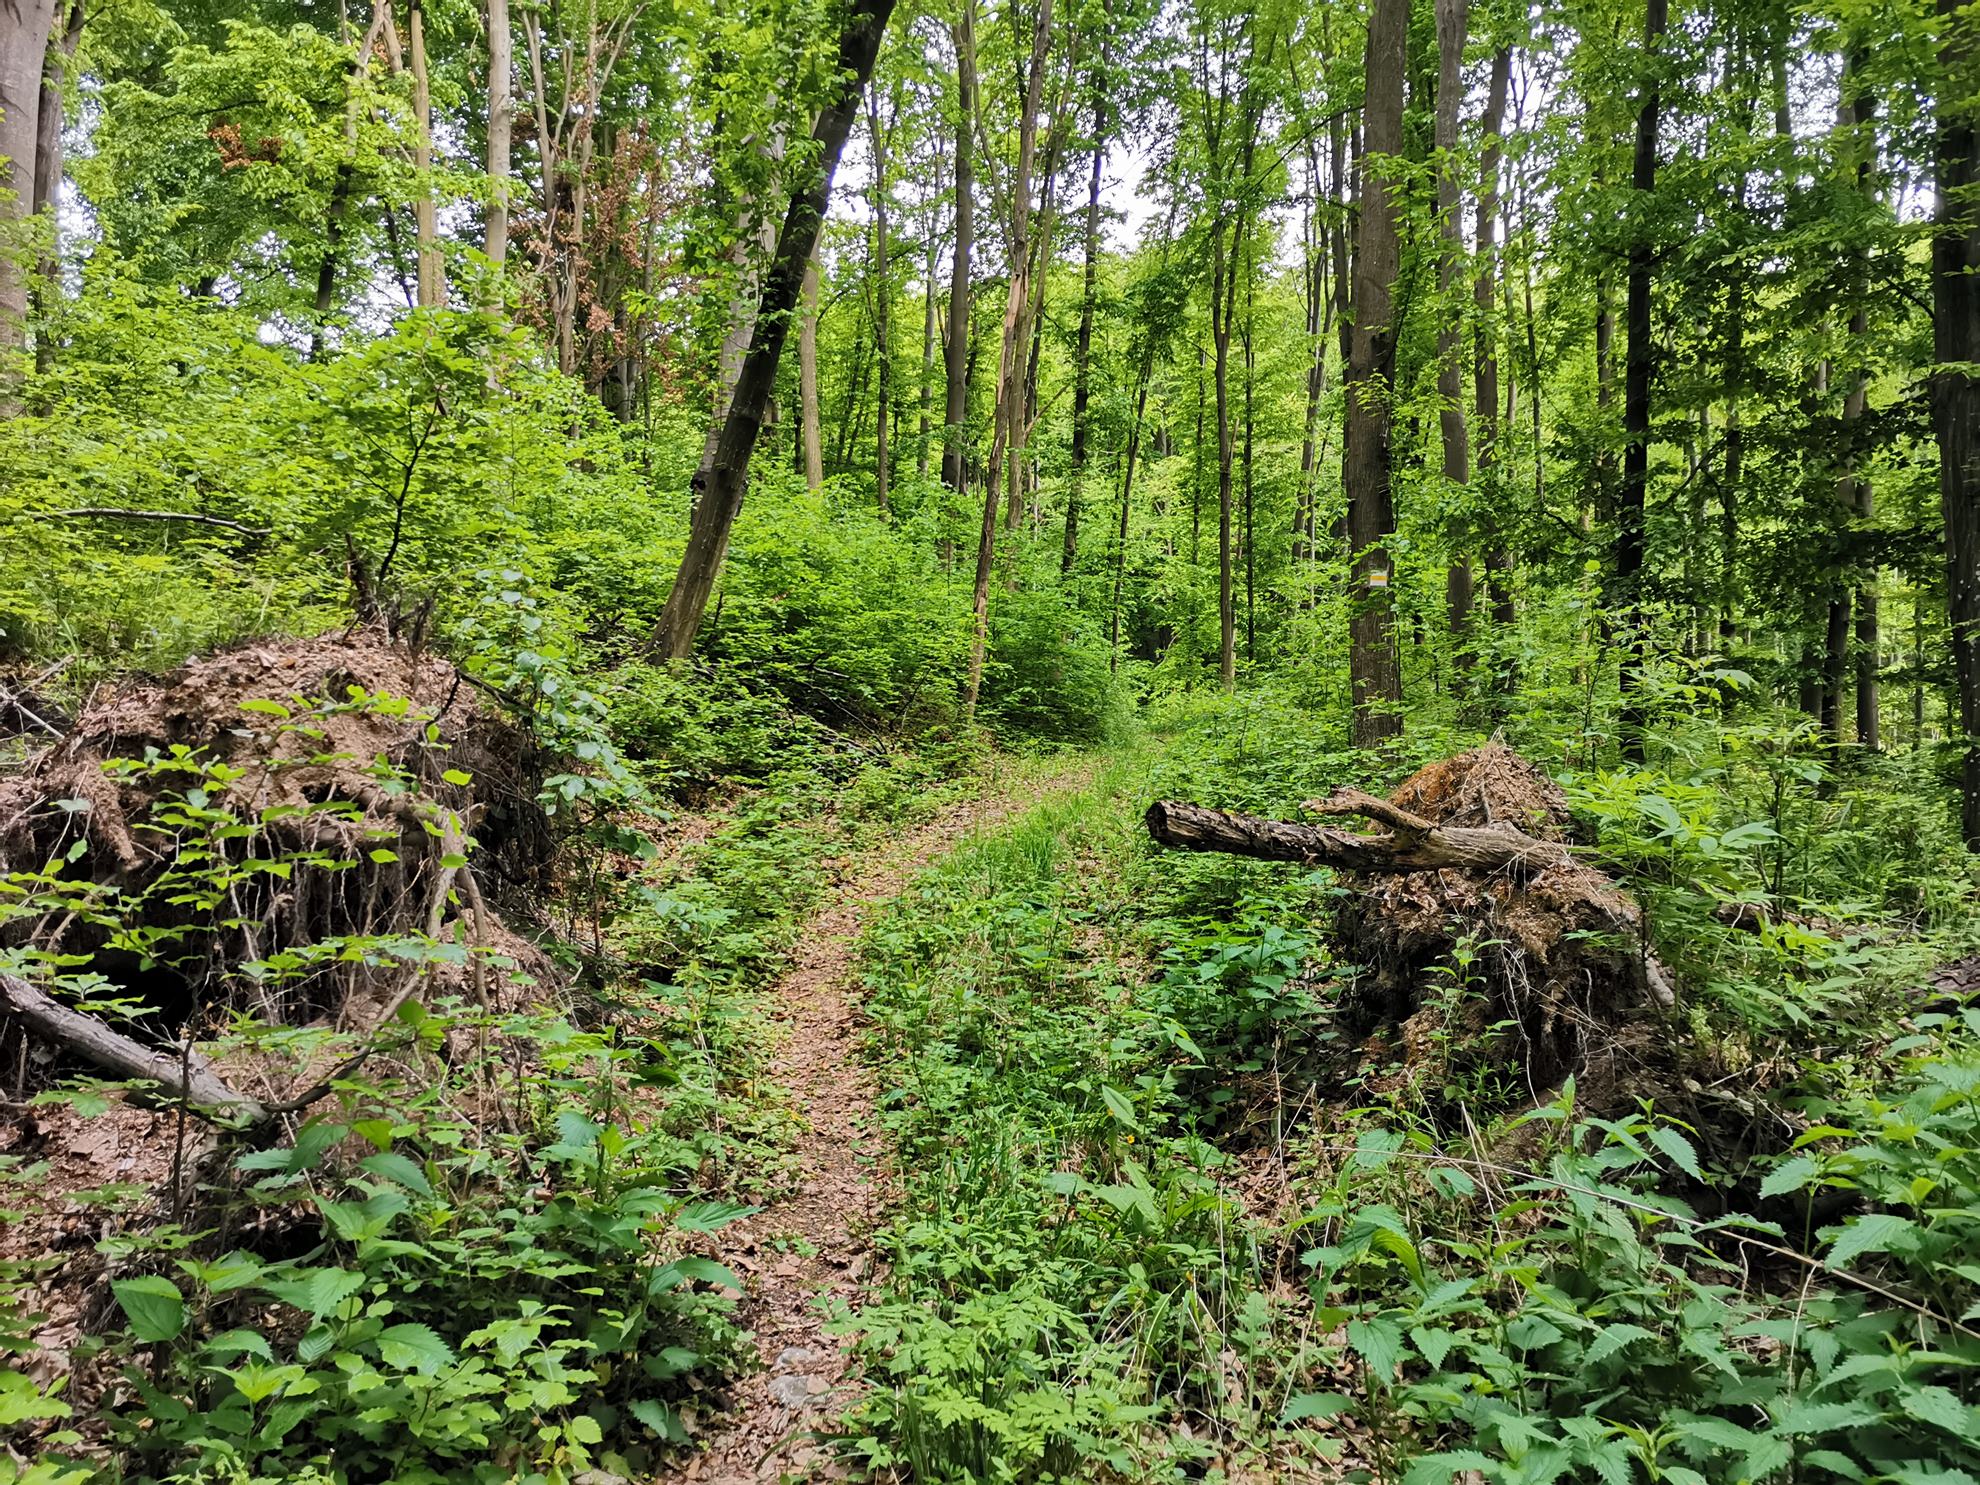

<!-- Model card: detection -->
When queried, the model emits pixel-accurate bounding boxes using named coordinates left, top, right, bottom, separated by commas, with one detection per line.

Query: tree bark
left=649, top=0, right=897, bottom=660
left=1841, top=57, right=1879, bottom=748
left=1344, top=0, right=1410, bottom=745
left=918, top=152, right=942, bottom=480
left=801, top=254, right=824, bottom=488
left=408, top=0, right=446, bottom=308
left=1617, top=0, right=1667, bottom=760
left=1, top=972, right=267, bottom=1124
left=0, top=0, right=58, bottom=390
left=1934, top=0, right=1980, bottom=843
left=868, top=85, right=892, bottom=514
left=1475, top=46, right=1513, bottom=636
left=486, top=0, right=513, bottom=271
left=27, top=0, right=78, bottom=374
left=1434, top=0, right=1474, bottom=662
left=1146, top=797, right=1575, bottom=875
left=1066, top=92, right=1106, bottom=573
left=964, top=0, right=1052, bottom=721
left=941, top=13, right=976, bottom=494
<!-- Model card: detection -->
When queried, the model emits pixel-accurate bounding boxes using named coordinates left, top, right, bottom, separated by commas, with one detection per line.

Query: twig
left=33, top=507, right=272, bottom=537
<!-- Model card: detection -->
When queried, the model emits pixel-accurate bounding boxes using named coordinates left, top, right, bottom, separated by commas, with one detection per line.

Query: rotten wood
left=1145, top=795, right=1573, bottom=875
left=0, top=970, right=267, bottom=1123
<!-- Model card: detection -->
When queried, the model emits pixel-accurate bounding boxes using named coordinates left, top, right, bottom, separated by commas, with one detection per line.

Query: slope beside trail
left=666, top=761, right=1095, bottom=1485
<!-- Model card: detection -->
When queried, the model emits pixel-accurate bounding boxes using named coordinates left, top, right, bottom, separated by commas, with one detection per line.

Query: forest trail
left=667, top=759, right=1098, bottom=1485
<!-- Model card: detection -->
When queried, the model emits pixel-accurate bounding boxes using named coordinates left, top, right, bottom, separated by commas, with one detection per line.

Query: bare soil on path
left=665, top=762, right=1092, bottom=1485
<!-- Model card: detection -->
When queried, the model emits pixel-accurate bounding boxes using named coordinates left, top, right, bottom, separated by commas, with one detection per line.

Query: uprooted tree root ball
left=1146, top=743, right=1679, bottom=1111
left=0, top=630, right=560, bottom=1117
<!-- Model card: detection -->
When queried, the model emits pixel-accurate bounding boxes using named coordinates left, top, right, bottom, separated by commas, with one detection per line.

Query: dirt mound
left=1336, top=744, right=1669, bottom=1102
left=0, top=630, right=558, bottom=1104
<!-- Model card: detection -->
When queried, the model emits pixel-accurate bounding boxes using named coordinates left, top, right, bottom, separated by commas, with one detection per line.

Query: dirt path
left=666, top=763, right=1091, bottom=1485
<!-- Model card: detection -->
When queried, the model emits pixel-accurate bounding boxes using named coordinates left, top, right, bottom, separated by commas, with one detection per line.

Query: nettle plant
left=2, top=704, right=752, bottom=1484
left=1291, top=1054, right=1980, bottom=1485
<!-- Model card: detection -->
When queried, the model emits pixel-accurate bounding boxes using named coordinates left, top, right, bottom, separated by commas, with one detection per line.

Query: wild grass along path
left=665, top=758, right=1097, bottom=1484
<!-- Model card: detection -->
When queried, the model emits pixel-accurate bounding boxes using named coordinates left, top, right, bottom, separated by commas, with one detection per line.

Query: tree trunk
left=0, top=0, right=58, bottom=389
left=408, top=0, right=446, bottom=308
left=28, top=0, right=79, bottom=375
left=1934, top=0, right=1980, bottom=843
left=868, top=89, right=893, bottom=512
left=964, top=0, right=1052, bottom=721
left=1475, top=46, right=1513, bottom=637
left=1111, top=347, right=1157, bottom=666
left=486, top=0, right=513, bottom=271
left=1066, top=93, right=1106, bottom=573
left=648, top=0, right=897, bottom=660
left=1344, top=0, right=1409, bottom=745
left=918, top=154, right=942, bottom=479
left=1617, top=0, right=1667, bottom=760
left=1213, top=216, right=1237, bottom=692
left=800, top=254, right=824, bottom=488
left=941, top=14, right=976, bottom=494
left=1840, top=58, right=1879, bottom=747
left=1434, top=0, right=1474, bottom=663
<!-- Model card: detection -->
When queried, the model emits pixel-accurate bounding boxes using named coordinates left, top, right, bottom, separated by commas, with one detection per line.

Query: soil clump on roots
left=0, top=631, right=562, bottom=1410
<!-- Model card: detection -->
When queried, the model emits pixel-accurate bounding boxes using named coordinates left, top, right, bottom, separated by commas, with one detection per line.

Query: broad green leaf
left=1282, top=1392, right=1355, bottom=1423
left=375, top=1322, right=454, bottom=1375
left=112, top=1276, right=186, bottom=1342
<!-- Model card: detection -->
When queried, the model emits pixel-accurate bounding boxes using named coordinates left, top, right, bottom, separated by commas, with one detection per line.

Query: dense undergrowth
left=840, top=687, right=1980, bottom=1484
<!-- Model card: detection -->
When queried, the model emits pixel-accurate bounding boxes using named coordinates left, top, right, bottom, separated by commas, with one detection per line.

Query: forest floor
left=663, top=759, right=1099, bottom=1485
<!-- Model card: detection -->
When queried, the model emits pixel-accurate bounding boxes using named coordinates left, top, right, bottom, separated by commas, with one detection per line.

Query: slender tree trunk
left=1242, top=254, right=1257, bottom=661
left=486, top=0, right=513, bottom=271
left=868, top=90, right=893, bottom=513
left=1344, top=0, right=1410, bottom=745
left=1066, top=93, right=1106, bottom=573
left=408, top=0, right=446, bottom=308
left=941, top=14, right=976, bottom=494
left=649, top=0, right=897, bottom=660
left=1476, top=46, right=1513, bottom=638
left=918, top=154, right=942, bottom=479
left=1295, top=143, right=1326, bottom=565
left=1212, top=216, right=1237, bottom=692
left=1192, top=343, right=1205, bottom=565
left=1841, top=58, right=1879, bottom=747
left=801, top=255, right=824, bottom=488
left=1934, top=0, right=1980, bottom=842
left=0, top=0, right=59, bottom=390
left=1617, top=0, right=1667, bottom=760
left=1434, top=0, right=1474, bottom=663
left=1111, top=348, right=1157, bottom=666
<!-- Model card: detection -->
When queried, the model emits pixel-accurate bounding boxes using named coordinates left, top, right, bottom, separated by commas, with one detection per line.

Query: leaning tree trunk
left=648, top=0, right=898, bottom=660
left=1434, top=0, right=1474, bottom=663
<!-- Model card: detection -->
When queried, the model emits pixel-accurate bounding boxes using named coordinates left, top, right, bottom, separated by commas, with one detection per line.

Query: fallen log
left=1144, top=745, right=1676, bottom=1101
left=0, top=971, right=267, bottom=1124
left=1145, top=793, right=1575, bottom=876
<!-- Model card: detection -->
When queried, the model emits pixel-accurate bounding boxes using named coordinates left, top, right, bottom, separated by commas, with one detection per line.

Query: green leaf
left=375, top=1322, right=454, bottom=1375
left=442, top=768, right=473, bottom=786
left=1584, top=1322, right=1656, bottom=1365
left=1759, top=1155, right=1817, bottom=1199
left=1100, top=1085, right=1139, bottom=1130
left=1825, top=1212, right=1918, bottom=1270
left=675, top=1199, right=759, bottom=1233
left=1899, top=1384, right=1978, bottom=1438
left=1282, top=1392, right=1355, bottom=1423
left=112, top=1276, right=186, bottom=1342
left=1347, top=1317, right=1405, bottom=1380
left=359, top=1151, right=432, bottom=1196
left=260, top=1266, right=365, bottom=1320
left=1404, top=1451, right=1499, bottom=1484
left=567, top=1413, right=603, bottom=1445
left=630, top=1398, right=686, bottom=1441
left=1646, top=1125, right=1704, bottom=1181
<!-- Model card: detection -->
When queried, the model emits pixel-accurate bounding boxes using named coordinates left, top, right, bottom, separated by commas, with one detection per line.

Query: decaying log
left=0, top=971, right=267, bottom=1123
left=1145, top=795, right=1575, bottom=876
